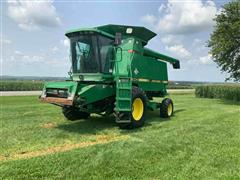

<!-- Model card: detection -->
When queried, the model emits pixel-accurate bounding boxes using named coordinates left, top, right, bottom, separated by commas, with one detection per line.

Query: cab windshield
left=69, top=33, right=114, bottom=74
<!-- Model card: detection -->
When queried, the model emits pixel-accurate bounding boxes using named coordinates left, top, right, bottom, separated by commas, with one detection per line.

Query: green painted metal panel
left=77, top=84, right=115, bottom=104
left=132, top=54, right=168, bottom=81
left=66, top=25, right=156, bottom=45
left=135, top=81, right=167, bottom=92
left=96, top=24, right=156, bottom=44
left=65, top=28, right=115, bottom=39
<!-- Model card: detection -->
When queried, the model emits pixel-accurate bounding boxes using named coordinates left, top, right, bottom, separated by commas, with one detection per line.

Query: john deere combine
left=40, top=24, right=180, bottom=129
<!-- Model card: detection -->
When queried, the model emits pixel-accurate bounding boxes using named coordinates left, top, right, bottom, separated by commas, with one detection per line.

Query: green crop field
left=196, top=84, right=240, bottom=101
left=0, top=79, right=196, bottom=91
left=0, top=93, right=240, bottom=179
left=0, top=80, right=44, bottom=91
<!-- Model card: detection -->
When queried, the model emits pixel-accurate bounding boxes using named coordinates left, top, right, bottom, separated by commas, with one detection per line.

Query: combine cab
left=40, top=24, right=180, bottom=129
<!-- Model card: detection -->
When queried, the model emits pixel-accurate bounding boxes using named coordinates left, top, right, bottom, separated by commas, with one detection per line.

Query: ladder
left=115, top=76, right=132, bottom=123
left=113, top=48, right=133, bottom=123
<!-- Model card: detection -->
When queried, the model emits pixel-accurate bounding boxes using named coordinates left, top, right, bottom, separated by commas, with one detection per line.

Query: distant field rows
left=0, top=80, right=194, bottom=91
left=0, top=89, right=195, bottom=96
left=0, top=80, right=44, bottom=91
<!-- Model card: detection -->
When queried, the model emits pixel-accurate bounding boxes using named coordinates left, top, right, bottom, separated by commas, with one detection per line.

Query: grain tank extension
left=40, top=24, right=180, bottom=129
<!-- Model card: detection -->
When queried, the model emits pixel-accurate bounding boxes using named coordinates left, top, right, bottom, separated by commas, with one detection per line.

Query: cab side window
left=98, top=35, right=114, bottom=73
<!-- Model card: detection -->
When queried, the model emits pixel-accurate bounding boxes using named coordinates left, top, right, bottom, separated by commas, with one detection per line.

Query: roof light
left=126, top=28, right=133, bottom=34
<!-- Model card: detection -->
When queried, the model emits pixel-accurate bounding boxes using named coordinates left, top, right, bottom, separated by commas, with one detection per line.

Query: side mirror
left=68, top=69, right=72, bottom=77
left=114, top=32, right=122, bottom=46
left=172, top=61, right=180, bottom=69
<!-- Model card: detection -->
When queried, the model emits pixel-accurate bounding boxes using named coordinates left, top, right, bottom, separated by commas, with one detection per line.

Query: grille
left=46, top=88, right=69, bottom=98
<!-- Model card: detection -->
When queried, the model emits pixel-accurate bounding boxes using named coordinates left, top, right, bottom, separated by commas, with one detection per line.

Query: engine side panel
left=131, top=53, right=168, bottom=95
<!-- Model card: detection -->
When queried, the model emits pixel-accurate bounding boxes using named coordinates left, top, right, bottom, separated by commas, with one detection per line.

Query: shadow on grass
left=57, top=108, right=186, bottom=134
left=57, top=115, right=116, bottom=134
left=144, top=108, right=186, bottom=127
left=174, top=109, right=186, bottom=114
left=218, top=99, right=240, bottom=106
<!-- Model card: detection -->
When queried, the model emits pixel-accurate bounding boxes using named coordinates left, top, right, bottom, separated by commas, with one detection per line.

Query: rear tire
left=118, top=87, right=147, bottom=129
left=62, top=107, right=90, bottom=121
left=160, top=98, right=173, bottom=118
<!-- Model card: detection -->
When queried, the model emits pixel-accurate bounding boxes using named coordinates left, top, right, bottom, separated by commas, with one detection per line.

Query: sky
left=1, top=0, right=231, bottom=81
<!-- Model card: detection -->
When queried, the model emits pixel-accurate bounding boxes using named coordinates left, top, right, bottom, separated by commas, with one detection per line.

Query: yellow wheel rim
left=167, top=103, right=173, bottom=116
left=132, top=98, right=144, bottom=121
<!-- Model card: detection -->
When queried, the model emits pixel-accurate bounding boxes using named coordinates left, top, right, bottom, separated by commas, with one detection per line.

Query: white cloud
left=193, top=38, right=202, bottom=44
left=161, top=35, right=173, bottom=45
left=14, top=50, right=23, bottom=55
left=142, top=0, right=218, bottom=34
left=8, top=51, right=44, bottom=64
left=7, top=0, right=61, bottom=31
left=160, top=35, right=181, bottom=46
left=199, top=54, right=213, bottom=65
left=7, top=48, right=69, bottom=66
left=0, top=37, right=12, bottom=44
left=166, top=44, right=191, bottom=59
left=23, top=55, right=44, bottom=63
left=192, top=38, right=207, bottom=53
left=4, top=51, right=70, bottom=76
left=158, top=4, right=166, bottom=13
left=51, top=46, right=59, bottom=53
left=63, top=39, right=69, bottom=47
left=141, top=14, right=157, bottom=27
left=61, top=39, right=70, bottom=47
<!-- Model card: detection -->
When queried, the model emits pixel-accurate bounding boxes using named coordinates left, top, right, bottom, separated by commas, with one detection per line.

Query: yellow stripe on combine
left=133, top=78, right=168, bottom=84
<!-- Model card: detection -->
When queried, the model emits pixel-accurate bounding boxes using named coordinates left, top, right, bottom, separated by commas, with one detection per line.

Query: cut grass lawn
left=0, top=93, right=240, bottom=179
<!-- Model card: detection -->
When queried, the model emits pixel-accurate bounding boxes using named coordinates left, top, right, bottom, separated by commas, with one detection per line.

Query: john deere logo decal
left=134, top=68, right=139, bottom=75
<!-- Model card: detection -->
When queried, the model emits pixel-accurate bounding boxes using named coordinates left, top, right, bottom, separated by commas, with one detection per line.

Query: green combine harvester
left=40, top=24, right=180, bottom=129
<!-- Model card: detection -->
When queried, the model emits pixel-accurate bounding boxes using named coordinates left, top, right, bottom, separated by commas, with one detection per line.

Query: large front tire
left=62, top=107, right=90, bottom=121
left=118, top=87, right=147, bottom=129
left=160, top=98, right=173, bottom=118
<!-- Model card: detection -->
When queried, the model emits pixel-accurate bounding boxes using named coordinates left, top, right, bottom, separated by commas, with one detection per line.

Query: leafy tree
left=208, top=0, right=240, bottom=81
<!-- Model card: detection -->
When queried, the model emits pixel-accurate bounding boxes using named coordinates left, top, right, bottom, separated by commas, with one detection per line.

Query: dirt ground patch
left=41, top=122, right=57, bottom=129
left=0, top=155, right=6, bottom=161
left=0, top=135, right=128, bottom=162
